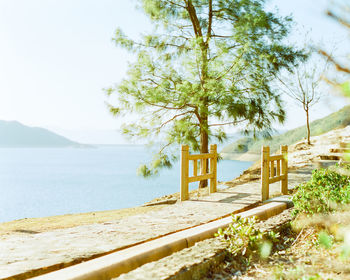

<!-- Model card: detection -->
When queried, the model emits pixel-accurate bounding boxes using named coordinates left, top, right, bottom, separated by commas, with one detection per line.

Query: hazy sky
left=0, top=0, right=348, bottom=136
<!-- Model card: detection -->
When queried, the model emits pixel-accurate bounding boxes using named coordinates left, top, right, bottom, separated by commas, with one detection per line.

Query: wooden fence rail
left=180, top=144, right=217, bottom=201
left=261, top=145, right=288, bottom=201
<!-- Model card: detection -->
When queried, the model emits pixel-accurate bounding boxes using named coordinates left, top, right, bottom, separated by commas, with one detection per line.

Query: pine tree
left=106, top=0, right=306, bottom=183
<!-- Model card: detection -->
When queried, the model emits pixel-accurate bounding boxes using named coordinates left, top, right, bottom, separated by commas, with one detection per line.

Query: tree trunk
left=306, top=108, right=311, bottom=145
left=199, top=115, right=209, bottom=188
left=185, top=0, right=211, bottom=188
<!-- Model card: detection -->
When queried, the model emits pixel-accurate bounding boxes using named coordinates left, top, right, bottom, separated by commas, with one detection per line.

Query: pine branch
left=327, top=10, right=350, bottom=29
left=318, top=49, right=350, bottom=74
left=206, top=0, right=213, bottom=43
left=209, top=120, right=244, bottom=127
left=158, top=111, right=192, bottom=130
left=138, top=95, right=189, bottom=111
left=184, top=0, right=203, bottom=38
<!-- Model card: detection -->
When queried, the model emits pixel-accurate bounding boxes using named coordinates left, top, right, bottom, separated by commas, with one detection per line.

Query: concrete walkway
left=0, top=168, right=312, bottom=280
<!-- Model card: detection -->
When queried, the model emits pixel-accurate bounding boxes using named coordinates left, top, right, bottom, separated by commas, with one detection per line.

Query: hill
left=0, top=120, right=83, bottom=147
left=221, top=105, right=350, bottom=160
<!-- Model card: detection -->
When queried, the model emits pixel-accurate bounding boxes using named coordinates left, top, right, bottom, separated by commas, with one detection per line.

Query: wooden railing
left=261, top=145, right=288, bottom=201
left=180, top=145, right=217, bottom=201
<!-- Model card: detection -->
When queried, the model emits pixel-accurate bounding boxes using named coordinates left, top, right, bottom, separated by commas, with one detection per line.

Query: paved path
left=0, top=168, right=312, bottom=280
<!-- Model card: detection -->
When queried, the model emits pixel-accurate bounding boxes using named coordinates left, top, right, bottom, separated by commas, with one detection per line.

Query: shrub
left=216, top=215, right=279, bottom=259
left=292, top=168, right=350, bottom=216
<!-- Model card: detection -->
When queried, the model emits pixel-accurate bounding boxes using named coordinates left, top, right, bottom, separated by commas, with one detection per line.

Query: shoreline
left=1, top=125, right=349, bottom=235
left=0, top=205, right=167, bottom=235
left=0, top=157, right=263, bottom=236
left=220, top=151, right=260, bottom=162
left=0, top=164, right=257, bottom=235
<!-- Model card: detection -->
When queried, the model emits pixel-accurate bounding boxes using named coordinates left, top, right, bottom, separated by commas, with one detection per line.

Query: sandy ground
left=0, top=185, right=222, bottom=236
left=0, top=205, right=166, bottom=235
left=1, top=125, right=349, bottom=236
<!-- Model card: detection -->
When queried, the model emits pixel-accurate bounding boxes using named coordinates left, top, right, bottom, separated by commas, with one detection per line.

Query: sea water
left=0, top=146, right=252, bottom=223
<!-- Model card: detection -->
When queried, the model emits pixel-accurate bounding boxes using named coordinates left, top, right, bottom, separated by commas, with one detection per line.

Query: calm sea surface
left=0, top=146, right=252, bottom=223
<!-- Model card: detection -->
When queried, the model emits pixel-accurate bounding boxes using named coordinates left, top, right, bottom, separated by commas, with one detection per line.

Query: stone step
left=319, top=154, right=343, bottom=161
left=329, top=148, right=350, bottom=153
left=316, top=159, right=350, bottom=169
left=340, top=142, right=350, bottom=148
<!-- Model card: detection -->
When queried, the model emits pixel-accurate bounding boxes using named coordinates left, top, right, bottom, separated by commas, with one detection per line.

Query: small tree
left=106, top=0, right=306, bottom=184
left=276, top=55, right=328, bottom=145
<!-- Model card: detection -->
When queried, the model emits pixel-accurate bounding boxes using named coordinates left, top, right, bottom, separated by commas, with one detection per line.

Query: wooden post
left=209, top=144, right=217, bottom=194
left=201, top=158, right=207, bottom=175
left=180, top=145, right=189, bottom=201
left=193, top=159, right=198, bottom=177
left=261, top=146, right=270, bottom=201
left=270, top=160, right=275, bottom=177
left=281, top=145, right=288, bottom=195
left=277, top=159, right=281, bottom=176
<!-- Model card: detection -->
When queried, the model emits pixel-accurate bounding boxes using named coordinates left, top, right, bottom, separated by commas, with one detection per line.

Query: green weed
left=216, top=215, right=279, bottom=259
left=292, top=168, right=350, bottom=216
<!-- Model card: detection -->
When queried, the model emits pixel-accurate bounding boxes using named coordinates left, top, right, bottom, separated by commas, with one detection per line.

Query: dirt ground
left=0, top=205, right=166, bottom=235
left=205, top=210, right=350, bottom=280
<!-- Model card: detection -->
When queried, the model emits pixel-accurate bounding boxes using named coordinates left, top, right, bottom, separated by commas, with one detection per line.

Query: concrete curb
left=31, top=201, right=290, bottom=280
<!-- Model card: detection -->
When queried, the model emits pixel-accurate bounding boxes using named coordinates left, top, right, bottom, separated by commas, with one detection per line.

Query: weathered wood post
left=201, top=158, right=207, bottom=176
left=270, top=160, right=275, bottom=177
left=209, top=144, right=217, bottom=194
left=261, top=146, right=270, bottom=201
left=277, top=157, right=281, bottom=177
left=281, top=145, right=288, bottom=195
left=180, top=145, right=189, bottom=201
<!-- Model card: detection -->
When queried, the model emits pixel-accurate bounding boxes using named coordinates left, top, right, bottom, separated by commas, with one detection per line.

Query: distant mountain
left=0, top=120, right=83, bottom=147
left=47, top=127, right=131, bottom=145
left=221, top=105, right=350, bottom=160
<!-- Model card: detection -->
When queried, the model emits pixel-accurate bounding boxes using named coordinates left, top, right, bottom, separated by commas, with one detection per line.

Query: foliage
left=341, top=230, right=350, bottom=260
left=318, top=231, right=333, bottom=249
left=221, top=137, right=254, bottom=153
left=216, top=215, right=279, bottom=259
left=274, top=267, right=324, bottom=280
left=221, top=105, right=350, bottom=154
left=106, top=0, right=306, bottom=176
left=292, top=167, right=350, bottom=216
